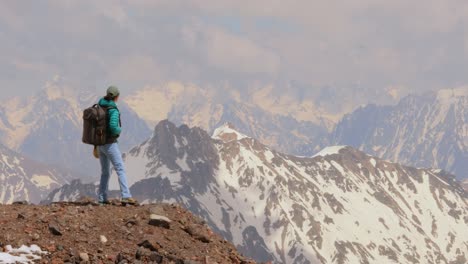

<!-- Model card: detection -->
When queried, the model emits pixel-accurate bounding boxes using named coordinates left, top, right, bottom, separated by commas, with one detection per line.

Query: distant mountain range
left=329, top=88, right=467, bottom=179
left=2, top=83, right=463, bottom=182
left=126, top=86, right=467, bottom=180
left=125, top=83, right=335, bottom=156
left=45, top=120, right=468, bottom=264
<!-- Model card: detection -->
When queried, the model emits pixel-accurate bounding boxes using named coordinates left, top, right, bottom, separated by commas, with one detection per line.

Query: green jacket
left=98, top=97, right=122, bottom=138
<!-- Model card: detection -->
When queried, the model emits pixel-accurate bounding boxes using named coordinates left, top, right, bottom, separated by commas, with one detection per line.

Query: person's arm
left=108, top=108, right=122, bottom=136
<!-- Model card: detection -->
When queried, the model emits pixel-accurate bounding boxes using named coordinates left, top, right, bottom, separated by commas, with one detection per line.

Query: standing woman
left=97, top=86, right=137, bottom=205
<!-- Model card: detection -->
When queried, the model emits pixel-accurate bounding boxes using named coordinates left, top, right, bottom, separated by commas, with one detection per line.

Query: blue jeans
left=98, top=143, right=132, bottom=201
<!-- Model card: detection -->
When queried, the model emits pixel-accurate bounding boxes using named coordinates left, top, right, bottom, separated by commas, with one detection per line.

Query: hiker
left=96, top=86, right=137, bottom=205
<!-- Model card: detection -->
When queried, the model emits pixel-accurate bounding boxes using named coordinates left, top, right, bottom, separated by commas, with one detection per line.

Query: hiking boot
left=121, top=197, right=138, bottom=206
left=98, top=200, right=110, bottom=206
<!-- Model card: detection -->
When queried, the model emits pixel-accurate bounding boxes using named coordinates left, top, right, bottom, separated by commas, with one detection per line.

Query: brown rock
left=184, top=224, right=211, bottom=243
left=138, top=239, right=163, bottom=252
left=49, top=224, right=63, bottom=236
left=148, top=214, right=171, bottom=229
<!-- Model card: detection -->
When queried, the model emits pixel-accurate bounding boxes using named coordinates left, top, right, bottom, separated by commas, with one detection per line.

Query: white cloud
left=110, top=55, right=165, bottom=83
left=182, top=23, right=280, bottom=75
left=1, top=0, right=468, bottom=102
left=95, top=1, right=128, bottom=25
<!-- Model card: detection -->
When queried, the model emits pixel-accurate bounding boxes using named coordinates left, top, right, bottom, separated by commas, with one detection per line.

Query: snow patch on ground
left=0, top=245, right=47, bottom=263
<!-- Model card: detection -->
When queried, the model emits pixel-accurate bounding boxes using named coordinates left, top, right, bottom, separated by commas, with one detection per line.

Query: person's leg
left=98, top=145, right=111, bottom=202
left=106, top=143, right=132, bottom=199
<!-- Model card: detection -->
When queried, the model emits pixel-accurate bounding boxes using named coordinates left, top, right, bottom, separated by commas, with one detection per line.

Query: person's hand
left=93, top=146, right=99, bottom=159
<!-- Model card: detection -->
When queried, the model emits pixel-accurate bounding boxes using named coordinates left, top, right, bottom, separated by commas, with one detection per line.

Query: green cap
left=106, top=86, right=120, bottom=98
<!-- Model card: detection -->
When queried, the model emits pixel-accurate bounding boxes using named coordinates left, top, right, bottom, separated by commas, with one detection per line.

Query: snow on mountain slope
left=0, top=143, right=71, bottom=204
left=330, top=87, right=468, bottom=180
left=0, top=79, right=151, bottom=175
left=463, top=179, right=468, bottom=192
left=212, top=123, right=249, bottom=142
left=169, top=100, right=328, bottom=156
left=102, top=120, right=467, bottom=264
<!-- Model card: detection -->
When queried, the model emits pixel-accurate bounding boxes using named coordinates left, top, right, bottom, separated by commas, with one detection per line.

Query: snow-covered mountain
left=329, top=88, right=468, bottom=180
left=0, top=143, right=72, bottom=204
left=463, top=179, right=468, bottom=192
left=46, top=120, right=468, bottom=263
left=0, top=80, right=151, bottom=176
left=168, top=101, right=328, bottom=156
left=125, top=82, right=331, bottom=156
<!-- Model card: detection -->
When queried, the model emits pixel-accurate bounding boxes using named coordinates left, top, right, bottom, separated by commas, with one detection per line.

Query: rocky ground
left=0, top=200, right=256, bottom=264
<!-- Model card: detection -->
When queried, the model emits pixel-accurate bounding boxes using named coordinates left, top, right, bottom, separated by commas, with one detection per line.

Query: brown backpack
left=82, top=104, right=115, bottom=146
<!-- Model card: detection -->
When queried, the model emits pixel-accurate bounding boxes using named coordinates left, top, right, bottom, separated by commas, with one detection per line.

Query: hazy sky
left=1, top=0, right=468, bottom=101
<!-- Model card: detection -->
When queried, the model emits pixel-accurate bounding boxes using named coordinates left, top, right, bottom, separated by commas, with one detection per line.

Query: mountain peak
left=212, top=122, right=249, bottom=143
left=312, top=145, right=348, bottom=157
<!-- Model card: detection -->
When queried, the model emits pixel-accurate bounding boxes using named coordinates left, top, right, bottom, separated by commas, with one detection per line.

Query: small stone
left=17, top=213, right=26, bottom=219
left=45, top=244, right=57, bottom=252
left=100, top=235, right=108, bottom=244
left=126, top=219, right=138, bottom=227
left=49, top=224, right=63, bottom=236
left=148, top=214, right=171, bottom=229
left=150, top=252, right=163, bottom=262
left=183, top=225, right=211, bottom=243
left=12, top=201, right=28, bottom=205
left=79, top=252, right=89, bottom=262
left=148, top=205, right=166, bottom=216
left=136, top=246, right=153, bottom=260
left=32, top=233, right=40, bottom=241
left=138, top=239, right=161, bottom=252
left=116, top=252, right=125, bottom=263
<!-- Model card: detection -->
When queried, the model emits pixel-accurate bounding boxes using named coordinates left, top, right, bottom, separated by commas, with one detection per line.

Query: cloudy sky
left=1, top=0, right=467, bottom=101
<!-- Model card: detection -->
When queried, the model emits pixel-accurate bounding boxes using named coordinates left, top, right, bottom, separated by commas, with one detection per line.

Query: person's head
left=105, top=86, right=120, bottom=101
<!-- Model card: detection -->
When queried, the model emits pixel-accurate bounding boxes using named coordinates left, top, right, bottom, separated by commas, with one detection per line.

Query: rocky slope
left=0, top=143, right=72, bottom=204
left=329, top=88, right=468, bottom=179
left=47, top=120, right=468, bottom=264
left=0, top=202, right=255, bottom=263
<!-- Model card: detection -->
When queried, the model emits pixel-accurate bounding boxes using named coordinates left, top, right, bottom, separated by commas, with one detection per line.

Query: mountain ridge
left=329, top=88, right=468, bottom=179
